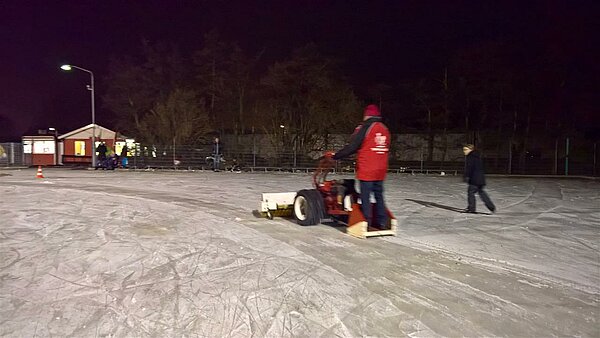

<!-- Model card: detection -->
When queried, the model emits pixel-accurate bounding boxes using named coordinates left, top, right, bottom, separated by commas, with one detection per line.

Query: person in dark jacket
left=463, top=144, right=496, bottom=213
left=96, top=142, right=107, bottom=161
left=95, top=142, right=108, bottom=169
left=333, top=104, right=391, bottom=227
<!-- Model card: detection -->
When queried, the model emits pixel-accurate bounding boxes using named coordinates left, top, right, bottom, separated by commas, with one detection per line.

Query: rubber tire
left=294, top=189, right=324, bottom=226
left=310, top=189, right=326, bottom=222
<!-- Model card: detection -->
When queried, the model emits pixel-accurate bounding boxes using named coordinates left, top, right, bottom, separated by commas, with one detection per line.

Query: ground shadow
left=321, top=218, right=349, bottom=234
left=405, top=198, right=492, bottom=215
left=405, top=198, right=465, bottom=212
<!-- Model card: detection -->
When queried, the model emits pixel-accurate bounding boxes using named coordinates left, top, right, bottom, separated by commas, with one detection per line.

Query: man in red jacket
left=333, top=104, right=391, bottom=227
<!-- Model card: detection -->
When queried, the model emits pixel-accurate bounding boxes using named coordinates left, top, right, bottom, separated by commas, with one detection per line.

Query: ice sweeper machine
left=259, top=156, right=397, bottom=239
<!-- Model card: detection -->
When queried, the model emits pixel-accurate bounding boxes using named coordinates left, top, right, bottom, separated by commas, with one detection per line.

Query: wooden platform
left=346, top=203, right=398, bottom=239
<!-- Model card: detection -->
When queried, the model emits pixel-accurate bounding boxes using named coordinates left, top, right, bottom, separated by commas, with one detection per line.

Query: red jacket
left=333, top=117, right=391, bottom=181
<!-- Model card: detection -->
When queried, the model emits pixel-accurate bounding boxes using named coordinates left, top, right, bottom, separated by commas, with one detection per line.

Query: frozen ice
left=0, top=168, right=598, bottom=337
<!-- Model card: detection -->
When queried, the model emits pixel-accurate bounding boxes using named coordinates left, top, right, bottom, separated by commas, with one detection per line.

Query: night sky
left=1, top=0, right=597, bottom=141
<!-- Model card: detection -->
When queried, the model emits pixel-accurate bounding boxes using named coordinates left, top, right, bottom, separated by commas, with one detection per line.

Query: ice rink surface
left=1, top=168, right=598, bottom=337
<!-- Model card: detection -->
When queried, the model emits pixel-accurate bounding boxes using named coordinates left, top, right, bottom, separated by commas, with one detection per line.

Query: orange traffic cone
left=36, top=166, right=44, bottom=179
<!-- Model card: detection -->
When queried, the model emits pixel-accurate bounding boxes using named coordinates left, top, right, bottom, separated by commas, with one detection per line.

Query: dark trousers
left=213, top=154, right=221, bottom=171
left=360, top=180, right=387, bottom=227
left=467, top=184, right=495, bottom=212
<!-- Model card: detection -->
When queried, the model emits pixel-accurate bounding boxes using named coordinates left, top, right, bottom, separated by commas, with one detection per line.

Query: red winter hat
left=364, top=104, right=380, bottom=117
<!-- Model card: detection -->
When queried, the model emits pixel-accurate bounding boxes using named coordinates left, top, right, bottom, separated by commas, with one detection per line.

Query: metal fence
left=3, top=135, right=597, bottom=177
left=476, top=135, right=598, bottom=176
left=0, top=143, right=23, bottom=167
left=120, top=136, right=597, bottom=177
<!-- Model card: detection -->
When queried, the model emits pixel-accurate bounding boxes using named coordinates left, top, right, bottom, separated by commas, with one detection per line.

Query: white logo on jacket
left=371, top=133, right=389, bottom=154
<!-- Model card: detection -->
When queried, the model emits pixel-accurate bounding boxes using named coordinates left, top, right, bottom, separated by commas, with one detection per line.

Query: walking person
left=463, top=144, right=496, bottom=213
left=332, top=104, right=391, bottom=228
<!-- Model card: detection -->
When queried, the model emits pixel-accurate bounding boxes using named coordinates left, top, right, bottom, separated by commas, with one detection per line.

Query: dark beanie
left=364, top=104, right=381, bottom=117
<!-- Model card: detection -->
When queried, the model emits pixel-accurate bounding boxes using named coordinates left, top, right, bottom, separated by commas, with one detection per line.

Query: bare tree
left=193, top=30, right=230, bottom=132
left=103, top=41, right=189, bottom=140
left=139, top=89, right=211, bottom=145
left=260, top=44, right=359, bottom=154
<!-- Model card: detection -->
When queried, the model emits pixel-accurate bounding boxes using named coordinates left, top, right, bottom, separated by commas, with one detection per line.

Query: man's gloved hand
left=324, top=150, right=335, bottom=159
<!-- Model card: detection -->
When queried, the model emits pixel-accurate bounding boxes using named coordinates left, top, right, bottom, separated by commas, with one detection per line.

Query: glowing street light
left=61, top=64, right=96, bottom=168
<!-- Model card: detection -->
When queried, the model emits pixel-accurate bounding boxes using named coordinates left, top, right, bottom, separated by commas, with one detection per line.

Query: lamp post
left=280, top=124, right=296, bottom=167
left=49, top=127, right=58, bottom=165
left=61, top=64, right=96, bottom=168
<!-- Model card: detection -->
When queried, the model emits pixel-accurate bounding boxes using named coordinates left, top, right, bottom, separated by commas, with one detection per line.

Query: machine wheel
left=294, top=189, right=324, bottom=226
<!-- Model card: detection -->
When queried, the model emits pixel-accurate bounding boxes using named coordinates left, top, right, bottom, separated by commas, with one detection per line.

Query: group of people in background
left=93, top=137, right=228, bottom=172
left=95, top=142, right=129, bottom=170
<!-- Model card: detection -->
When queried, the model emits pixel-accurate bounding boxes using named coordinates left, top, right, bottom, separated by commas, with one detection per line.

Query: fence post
left=420, top=144, right=424, bottom=171
left=594, top=142, right=597, bottom=177
left=293, top=137, right=297, bottom=168
left=9, top=143, right=14, bottom=168
left=553, top=138, right=558, bottom=175
left=252, top=127, right=256, bottom=168
left=508, top=139, right=512, bottom=174
left=565, top=137, right=569, bottom=176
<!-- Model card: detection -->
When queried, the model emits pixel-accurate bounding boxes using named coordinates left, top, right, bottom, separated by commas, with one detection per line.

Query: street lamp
left=60, top=64, right=96, bottom=168
left=49, top=127, right=58, bottom=165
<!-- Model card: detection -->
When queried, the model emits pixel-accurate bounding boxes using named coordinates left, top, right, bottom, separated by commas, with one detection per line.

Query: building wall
left=22, top=136, right=57, bottom=165
left=63, top=139, right=90, bottom=164
left=62, top=138, right=118, bottom=164
left=31, top=154, right=55, bottom=166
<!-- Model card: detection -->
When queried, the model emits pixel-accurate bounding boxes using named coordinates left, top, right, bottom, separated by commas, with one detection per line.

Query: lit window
left=75, top=141, right=86, bottom=156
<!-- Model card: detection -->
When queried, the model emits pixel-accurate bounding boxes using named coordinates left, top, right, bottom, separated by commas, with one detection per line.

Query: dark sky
left=0, top=0, right=596, bottom=141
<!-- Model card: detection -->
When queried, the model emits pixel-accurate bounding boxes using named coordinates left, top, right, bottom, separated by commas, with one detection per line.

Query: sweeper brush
left=259, top=192, right=295, bottom=219
left=259, top=155, right=397, bottom=239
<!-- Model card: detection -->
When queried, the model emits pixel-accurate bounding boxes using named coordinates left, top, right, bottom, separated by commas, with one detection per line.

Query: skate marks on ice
left=0, top=175, right=438, bottom=337
left=244, top=208, right=598, bottom=337
left=394, top=177, right=600, bottom=294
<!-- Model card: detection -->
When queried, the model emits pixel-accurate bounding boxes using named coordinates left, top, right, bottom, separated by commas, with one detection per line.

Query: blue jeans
left=359, top=180, right=387, bottom=227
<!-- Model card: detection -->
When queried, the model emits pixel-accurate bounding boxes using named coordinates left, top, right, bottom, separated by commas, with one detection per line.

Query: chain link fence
left=119, top=133, right=597, bottom=177
left=0, top=143, right=24, bottom=167
left=3, top=135, right=597, bottom=176
left=478, top=134, right=598, bottom=176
